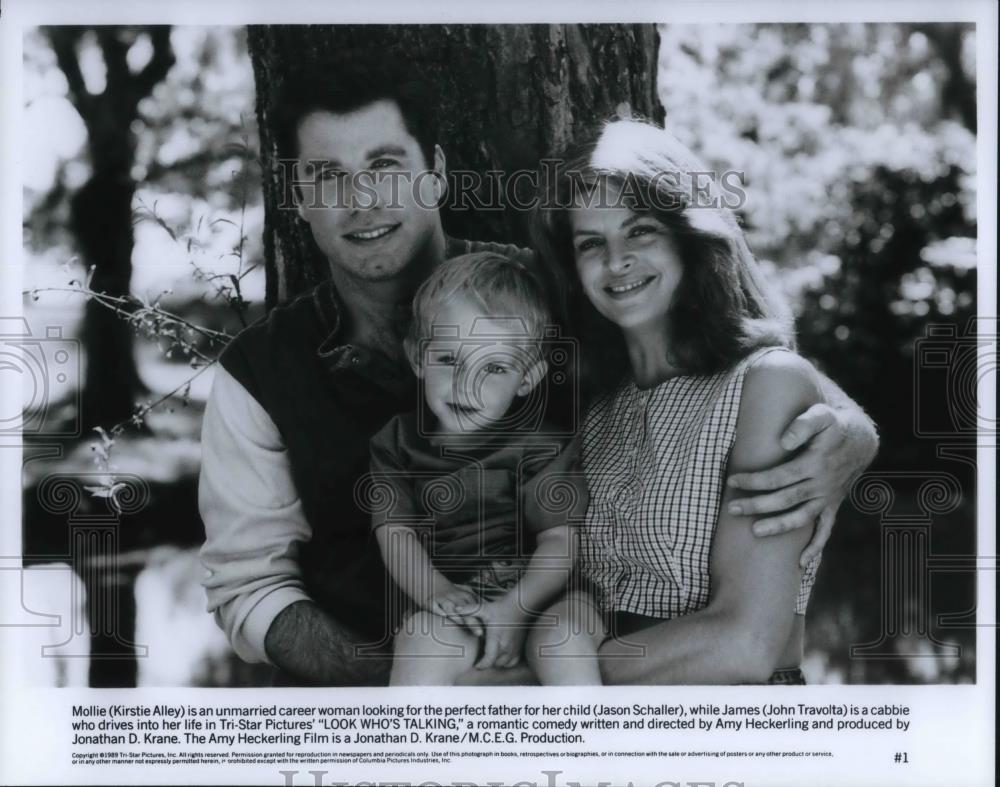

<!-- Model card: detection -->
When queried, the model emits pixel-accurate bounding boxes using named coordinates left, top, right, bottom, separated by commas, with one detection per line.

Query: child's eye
left=483, top=363, right=507, bottom=375
left=432, top=353, right=457, bottom=365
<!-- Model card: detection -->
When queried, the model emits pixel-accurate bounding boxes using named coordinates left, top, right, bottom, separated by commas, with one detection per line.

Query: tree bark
left=47, top=26, right=174, bottom=432
left=246, top=24, right=662, bottom=307
left=912, top=23, right=976, bottom=133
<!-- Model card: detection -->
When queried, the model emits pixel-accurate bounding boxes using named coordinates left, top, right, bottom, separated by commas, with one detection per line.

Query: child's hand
left=426, top=584, right=485, bottom=636
left=465, top=595, right=531, bottom=670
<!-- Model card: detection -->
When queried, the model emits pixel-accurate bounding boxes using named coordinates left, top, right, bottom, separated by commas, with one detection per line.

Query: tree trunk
left=247, top=24, right=662, bottom=307
left=72, top=170, right=145, bottom=433
left=912, top=23, right=976, bottom=132
left=47, top=26, right=174, bottom=432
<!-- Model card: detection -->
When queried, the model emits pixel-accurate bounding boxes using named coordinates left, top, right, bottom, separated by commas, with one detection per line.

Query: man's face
left=294, top=100, right=445, bottom=281
left=419, top=297, right=547, bottom=435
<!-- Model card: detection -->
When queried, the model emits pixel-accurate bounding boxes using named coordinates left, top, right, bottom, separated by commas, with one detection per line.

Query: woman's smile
left=604, top=274, right=657, bottom=299
left=571, top=203, right=683, bottom=333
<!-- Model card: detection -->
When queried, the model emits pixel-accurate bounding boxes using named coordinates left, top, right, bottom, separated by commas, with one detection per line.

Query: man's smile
left=343, top=223, right=400, bottom=242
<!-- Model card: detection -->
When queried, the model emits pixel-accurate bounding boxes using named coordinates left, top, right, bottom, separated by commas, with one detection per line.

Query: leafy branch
left=27, top=128, right=261, bottom=495
left=25, top=277, right=232, bottom=366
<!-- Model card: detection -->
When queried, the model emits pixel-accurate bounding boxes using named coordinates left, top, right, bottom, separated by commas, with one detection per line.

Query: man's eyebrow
left=366, top=144, right=408, bottom=159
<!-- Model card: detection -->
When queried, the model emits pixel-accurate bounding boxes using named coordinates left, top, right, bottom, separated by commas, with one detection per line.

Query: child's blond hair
left=405, top=252, right=551, bottom=369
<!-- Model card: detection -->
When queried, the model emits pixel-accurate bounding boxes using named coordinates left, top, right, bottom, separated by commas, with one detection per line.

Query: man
left=198, top=63, right=878, bottom=686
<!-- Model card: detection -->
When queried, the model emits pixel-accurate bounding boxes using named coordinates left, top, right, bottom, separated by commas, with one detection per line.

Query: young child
left=366, top=252, right=599, bottom=686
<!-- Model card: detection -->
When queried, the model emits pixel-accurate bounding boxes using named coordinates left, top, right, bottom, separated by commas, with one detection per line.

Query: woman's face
left=569, top=202, right=684, bottom=334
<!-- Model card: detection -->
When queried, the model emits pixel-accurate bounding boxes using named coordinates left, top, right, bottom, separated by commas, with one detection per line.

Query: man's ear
left=432, top=144, right=447, bottom=202
left=517, top=358, right=549, bottom=397
left=293, top=163, right=310, bottom=223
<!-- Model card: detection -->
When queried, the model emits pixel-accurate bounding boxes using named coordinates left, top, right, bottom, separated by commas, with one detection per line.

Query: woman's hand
left=726, top=402, right=878, bottom=566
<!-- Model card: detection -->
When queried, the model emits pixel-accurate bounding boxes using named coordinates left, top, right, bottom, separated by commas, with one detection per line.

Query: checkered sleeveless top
left=579, top=346, right=821, bottom=619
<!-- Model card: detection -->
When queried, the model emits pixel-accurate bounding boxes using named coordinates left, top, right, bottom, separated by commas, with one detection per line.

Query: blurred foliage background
left=19, top=24, right=979, bottom=686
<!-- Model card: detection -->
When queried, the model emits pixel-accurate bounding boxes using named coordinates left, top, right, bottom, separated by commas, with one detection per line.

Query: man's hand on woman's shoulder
left=725, top=350, right=867, bottom=566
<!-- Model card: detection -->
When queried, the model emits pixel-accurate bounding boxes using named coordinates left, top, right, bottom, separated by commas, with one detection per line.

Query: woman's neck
left=623, top=322, right=681, bottom=389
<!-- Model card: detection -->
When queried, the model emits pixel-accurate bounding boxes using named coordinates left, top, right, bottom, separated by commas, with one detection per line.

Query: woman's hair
left=404, top=251, right=552, bottom=369
left=532, top=118, right=794, bottom=396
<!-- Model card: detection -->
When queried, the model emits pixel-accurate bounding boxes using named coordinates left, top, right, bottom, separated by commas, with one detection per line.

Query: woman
left=532, top=118, right=823, bottom=684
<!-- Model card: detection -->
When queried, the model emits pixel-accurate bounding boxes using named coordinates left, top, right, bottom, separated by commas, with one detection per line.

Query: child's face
left=418, top=297, right=546, bottom=434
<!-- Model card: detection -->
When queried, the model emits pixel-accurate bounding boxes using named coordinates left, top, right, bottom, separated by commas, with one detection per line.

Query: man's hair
left=532, top=117, right=794, bottom=396
left=274, top=61, right=438, bottom=167
left=405, top=252, right=552, bottom=370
